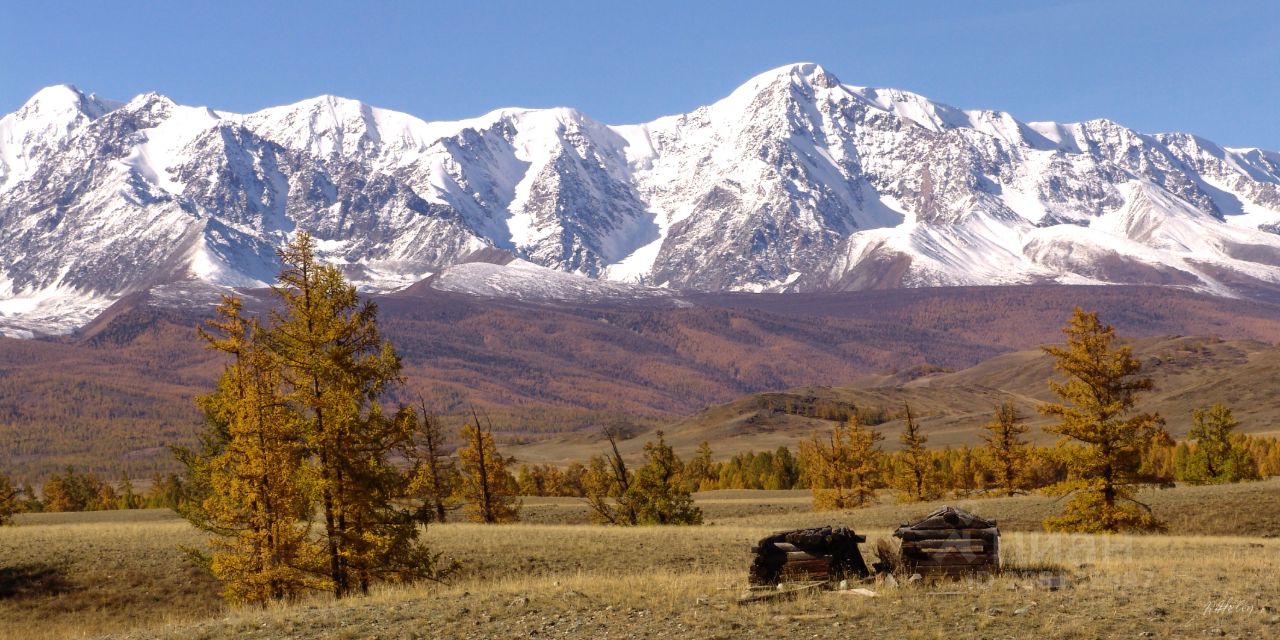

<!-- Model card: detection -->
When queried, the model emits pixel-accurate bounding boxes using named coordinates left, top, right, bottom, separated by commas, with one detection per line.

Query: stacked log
left=748, top=526, right=869, bottom=586
left=893, top=506, right=999, bottom=577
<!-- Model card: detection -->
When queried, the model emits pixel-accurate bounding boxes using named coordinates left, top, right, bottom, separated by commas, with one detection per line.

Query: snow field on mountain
left=3, top=63, right=1280, bottom=336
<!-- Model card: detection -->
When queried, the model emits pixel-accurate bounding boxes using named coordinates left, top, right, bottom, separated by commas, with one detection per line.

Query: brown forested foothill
left=8, top=285, right=1280, bottom=481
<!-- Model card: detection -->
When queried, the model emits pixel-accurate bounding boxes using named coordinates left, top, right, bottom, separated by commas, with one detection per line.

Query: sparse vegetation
left=406, top=406, right=462, bottom=523
left=4, top=481, right=1280, bottom=640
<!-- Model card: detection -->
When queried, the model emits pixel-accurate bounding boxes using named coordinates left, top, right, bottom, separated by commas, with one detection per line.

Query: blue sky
left=3, top=0, right=1277, bottom=148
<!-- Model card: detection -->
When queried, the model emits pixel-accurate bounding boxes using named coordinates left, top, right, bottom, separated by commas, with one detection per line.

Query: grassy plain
left=2, top=480, right=1278, bottom=639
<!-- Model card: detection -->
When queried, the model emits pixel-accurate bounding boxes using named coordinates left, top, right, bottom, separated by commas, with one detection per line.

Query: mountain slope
left=564, top=335, right=1280, bottom=466
left=5, top=284, right=1280, bottom=479
left=5, top=64, right=1280, bottom=336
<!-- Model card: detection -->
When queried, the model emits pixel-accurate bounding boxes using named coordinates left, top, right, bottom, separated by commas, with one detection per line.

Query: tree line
left=2, top=301, right=1275, bottom=582
left=795, top=308, right=1274, bottom=533
left=504, top=411, right=1276, bottom=506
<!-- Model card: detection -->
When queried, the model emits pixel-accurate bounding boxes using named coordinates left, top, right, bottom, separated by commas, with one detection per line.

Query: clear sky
left=3, top=0, right=1277, bottom=149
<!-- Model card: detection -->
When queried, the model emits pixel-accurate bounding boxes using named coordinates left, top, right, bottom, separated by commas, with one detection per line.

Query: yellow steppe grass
left=110, top=525, right=1280, bottom=640
left=2, top=482, right=1278, bottom=639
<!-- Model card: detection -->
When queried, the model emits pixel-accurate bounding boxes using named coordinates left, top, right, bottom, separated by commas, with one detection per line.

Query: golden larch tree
left=799, top=415, right=883, bottom=510
left=981, top=401, right=1032, bottom=496
left=1039, top=307, right=1169, bottom=533
left=266, top=233, right=423, bottom=597
left=892, top=403, right=939, bottom=502
left=195, top=295, right=323, bottom=604
left=456, top=416, right=521, bottom=523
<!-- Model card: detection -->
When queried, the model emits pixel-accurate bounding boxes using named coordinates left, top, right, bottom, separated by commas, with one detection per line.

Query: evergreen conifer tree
left=683, top=441, right=716, bottom=492
left=0, top=473, right=19, bottom=525
left=1183, top=404, right=1259, bottom=484
left=628, top=431, right=702, bottom=525
left=118, top=472, right=143, bottom=510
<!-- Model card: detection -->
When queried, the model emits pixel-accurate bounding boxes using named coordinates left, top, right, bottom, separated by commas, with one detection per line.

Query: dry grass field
left=3, top=480, right=1279, bottom=639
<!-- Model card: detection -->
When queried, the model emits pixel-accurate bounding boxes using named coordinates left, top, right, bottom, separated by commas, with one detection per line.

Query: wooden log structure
left=893, top=506, right=999, bottom=577
left=748, top=526, right=870, bottom=586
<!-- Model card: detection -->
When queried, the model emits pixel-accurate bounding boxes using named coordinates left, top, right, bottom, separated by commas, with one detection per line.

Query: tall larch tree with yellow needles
left=267, top=233, right=424, bottom=597
left=981, top=401, right=1032, bottom=497
left=892, top=403, right=939, bottom=502
left=194, top=295, right=322, bottom=604
left=799, top=415, right=883, bottom=510
left=456, top=413, right=521, bottom=523
left=1039, top=308, right=1169, bottom=533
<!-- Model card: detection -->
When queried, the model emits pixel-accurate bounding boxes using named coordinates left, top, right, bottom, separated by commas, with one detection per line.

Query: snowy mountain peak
left=18, top=84, right=103, bottom=118
left=750, top=62, right=840, bottom=88
left=0, top=85, right=117, bottom=192
left=243, top=94, right=445, bottom=160
left=3, top=65, right=1280, bottom=338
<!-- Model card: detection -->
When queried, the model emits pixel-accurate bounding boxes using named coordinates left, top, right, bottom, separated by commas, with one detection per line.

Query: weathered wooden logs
left=748, top=526, right=869, bottom=585
left=893, top=506, right=1000, bottom=577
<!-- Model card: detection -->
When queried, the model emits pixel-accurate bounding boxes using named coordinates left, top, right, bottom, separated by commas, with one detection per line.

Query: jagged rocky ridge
left=3, top=62, right=1280, bottom=336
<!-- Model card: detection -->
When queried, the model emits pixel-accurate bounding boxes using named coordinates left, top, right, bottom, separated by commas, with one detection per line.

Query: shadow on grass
left=0, top=564, right=74, bottom=600
left=1000, top=562, right=1072, bottom=577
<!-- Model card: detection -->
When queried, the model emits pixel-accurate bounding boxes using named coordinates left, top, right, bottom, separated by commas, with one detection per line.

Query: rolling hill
left=537, top=335, right=1280, bottom=466
left=3, top=284, right=1280, bottom=479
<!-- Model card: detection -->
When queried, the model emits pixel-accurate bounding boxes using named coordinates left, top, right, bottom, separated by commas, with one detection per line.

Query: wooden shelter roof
left=895, top=505, right=996, bottom=532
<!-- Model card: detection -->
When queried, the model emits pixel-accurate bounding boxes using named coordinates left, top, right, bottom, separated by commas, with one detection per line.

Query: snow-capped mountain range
left=4, top=62, right=1280, bottom=337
